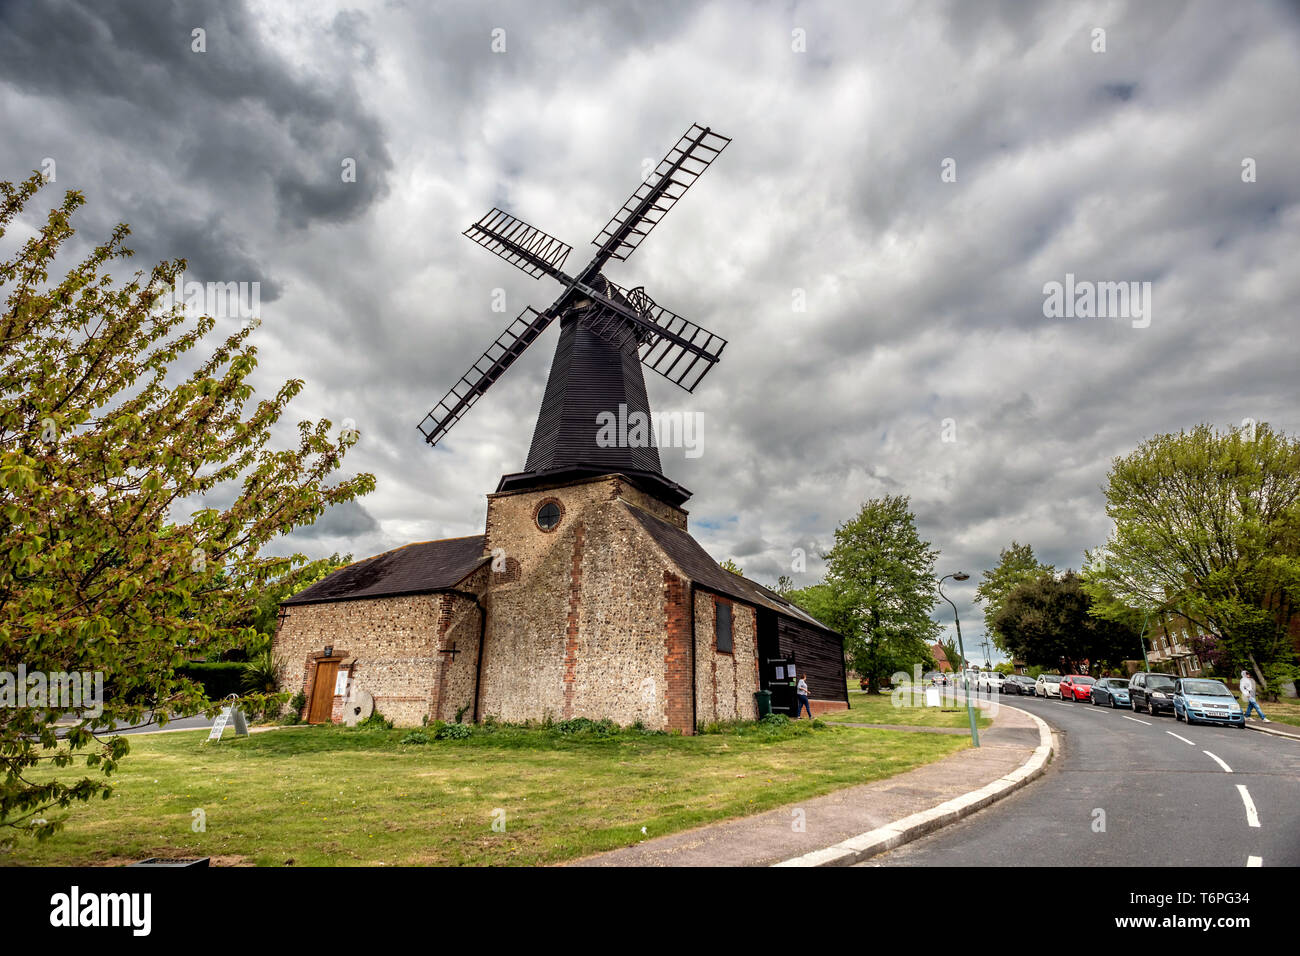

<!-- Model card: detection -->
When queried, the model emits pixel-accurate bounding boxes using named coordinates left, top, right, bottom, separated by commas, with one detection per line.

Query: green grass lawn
left=1256, top=695, right=1300, bottom=728
left=2, top=721, right=968, bottom=867
left=821, top=693, right=993, bottom=729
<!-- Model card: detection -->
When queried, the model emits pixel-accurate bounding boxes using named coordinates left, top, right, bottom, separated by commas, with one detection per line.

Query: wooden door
left=308, top=660, right=340, bottom=724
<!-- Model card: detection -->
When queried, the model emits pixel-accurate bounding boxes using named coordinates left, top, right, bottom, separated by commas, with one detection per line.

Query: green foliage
left=698, top=715, right=827, bottom=738
left=804, top=495, right=942, bottom=693
left=937, top=637, right=963, bottom=673
left=176, top=662, right=245, bottom=701
left=993, top=570, right=1138, bottom=672
left=399, top=731, right=431, bottom=745
left=976, top=542, right=1054, bottom=653
left=718, top=558, right=743, bottom=576
left=0, top=174, right=375, bottom=845
left=353, top=711, right=393, bottom=731
left=454, top=704, right=470, bottom=724
left=1084, top=422, right=1300, bottom=686
left=282, top=691, right=307, bottom=726
left=240, top=648, right=279, bottom=695
left=554, top=717, right=618, bottom=737
left=434, top=722, right=472, bottom=740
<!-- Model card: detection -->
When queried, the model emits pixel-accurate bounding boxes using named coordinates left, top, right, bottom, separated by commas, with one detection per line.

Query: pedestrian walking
left=1240, top=670, right=1270, bottom=722
left=796, top=673, right=813, bottom=719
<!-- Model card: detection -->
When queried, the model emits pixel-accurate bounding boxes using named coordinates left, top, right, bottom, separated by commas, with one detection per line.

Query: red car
left=1059, top=675, right=1095, bottom=701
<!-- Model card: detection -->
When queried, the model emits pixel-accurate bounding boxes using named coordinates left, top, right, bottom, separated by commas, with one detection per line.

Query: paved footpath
left=570, top=701, right=1045, bottom=867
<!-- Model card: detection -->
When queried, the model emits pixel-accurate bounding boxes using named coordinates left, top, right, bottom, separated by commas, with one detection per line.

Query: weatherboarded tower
left=272, top=125, right=847, bottom=731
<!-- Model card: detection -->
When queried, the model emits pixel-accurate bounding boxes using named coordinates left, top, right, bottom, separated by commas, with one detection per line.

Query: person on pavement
left=796, top=674, right=813, bottom=719
left=1240, top=670, right=1270, bottom=722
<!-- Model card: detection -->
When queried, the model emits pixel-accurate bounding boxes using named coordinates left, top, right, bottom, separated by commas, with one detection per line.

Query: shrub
left=354, top=711, right=393, bottom=731
left=435, top=722, right=472, bottom=740
left=454, top=704, right=471, bottom=724
left=400, top=730, right=430, bottom=745
left=554, top=717, right=618, bottom=737
left=759, top=713, right=791, bottom=728
left=812, top=718, right=827, bottom=729
left=177, top=662, right=245, bottom=701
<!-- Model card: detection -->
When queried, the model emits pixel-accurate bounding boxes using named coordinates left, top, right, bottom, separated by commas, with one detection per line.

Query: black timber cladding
left=625, top=504, right=847, bottom=700
left=281, top=535, right=488, bottom=606
left=523, top=313, right=662, bottom=476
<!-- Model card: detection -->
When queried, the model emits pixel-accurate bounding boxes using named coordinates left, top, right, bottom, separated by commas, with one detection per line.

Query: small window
left=536, top=501, right=562, bottom=531
left=715, top=600, right=733, bottom=654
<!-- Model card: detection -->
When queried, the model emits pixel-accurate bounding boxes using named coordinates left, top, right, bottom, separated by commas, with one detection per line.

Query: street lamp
left=938, top=571, right=979, bottom=747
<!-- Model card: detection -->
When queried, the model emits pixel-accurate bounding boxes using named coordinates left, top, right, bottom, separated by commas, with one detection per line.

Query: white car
left=1035, top=674, right=1064, bottom=698
left=978, top=672, right=1007, bottom=693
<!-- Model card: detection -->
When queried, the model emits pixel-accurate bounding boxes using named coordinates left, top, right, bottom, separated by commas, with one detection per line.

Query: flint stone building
left=273, top=323, right=848, bottom=732
left=272, top=123, right=847, bottom=731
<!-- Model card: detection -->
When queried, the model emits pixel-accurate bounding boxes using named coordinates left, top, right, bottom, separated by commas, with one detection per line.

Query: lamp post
left=938, top=572, right=979, bottom=747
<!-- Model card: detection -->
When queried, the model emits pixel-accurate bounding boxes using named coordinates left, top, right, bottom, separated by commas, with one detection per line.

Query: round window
left=536, top=501, right=562, bottom=531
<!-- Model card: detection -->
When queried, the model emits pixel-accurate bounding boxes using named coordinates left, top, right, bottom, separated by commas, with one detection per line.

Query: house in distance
left=272, top=124, right=848, bottom=732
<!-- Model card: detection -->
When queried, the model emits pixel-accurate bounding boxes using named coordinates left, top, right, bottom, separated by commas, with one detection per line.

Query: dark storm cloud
left=0, top=0, right=392, bottom=283
left=4, top=0, right=1298, bottom=655
left=293, top=500, right=381, bottom=539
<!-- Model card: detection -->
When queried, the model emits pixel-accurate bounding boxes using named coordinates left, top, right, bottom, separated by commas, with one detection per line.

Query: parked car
left=1090, top=677, right=1131, bottom=708
left=1003, top=674, right=1037, bottom=696
left=1129, top=671, right=1178, bottom=715
left=1173, top=678, right=1245, bottom=727
left=1059, top=675, right=1096, bottom=701
left=978, top=672, right=1007, bottom=693
left=1035, top=674, right=1064, bottom=698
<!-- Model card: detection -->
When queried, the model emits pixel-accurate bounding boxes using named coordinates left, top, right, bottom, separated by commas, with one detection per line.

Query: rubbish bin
left=754, top=689, right=772, bottom=717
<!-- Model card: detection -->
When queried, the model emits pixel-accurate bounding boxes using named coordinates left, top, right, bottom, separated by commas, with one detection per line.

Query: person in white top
left=796, top=674, right=812, bottom=719
left=1239, top=670, right=1270, bottom=721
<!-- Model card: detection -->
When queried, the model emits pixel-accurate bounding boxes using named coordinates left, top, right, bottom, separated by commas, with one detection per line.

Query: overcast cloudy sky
left=3, top=0, right=1298, bottom=659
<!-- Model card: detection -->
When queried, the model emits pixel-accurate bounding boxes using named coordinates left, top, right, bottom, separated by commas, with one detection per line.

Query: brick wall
left=276, top=593, right=454, bottom=727
left=479, top=476, right=689, bottom=729
left=693, top=590, right=759, bottom=724
left=663, top=572, right=693, bottom=733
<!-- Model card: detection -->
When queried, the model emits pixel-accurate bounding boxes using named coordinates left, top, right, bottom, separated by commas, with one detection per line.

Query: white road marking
left=1203, top=751, right=1233, bottom=773
left=1121, top=715, right=1152, bottom=726
left=1246, top=856, right=1262, bottom=867
left=1166, top=731, right=1195, bottom=746
left=1236, top=785, right=1261, bottom=828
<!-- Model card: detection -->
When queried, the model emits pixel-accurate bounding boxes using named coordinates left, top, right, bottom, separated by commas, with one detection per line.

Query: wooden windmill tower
left=418, top=124, right=732, bottom=505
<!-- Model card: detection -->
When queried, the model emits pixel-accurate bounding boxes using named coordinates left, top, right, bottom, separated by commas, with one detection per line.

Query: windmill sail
left=580, top=284, right=727, bottom=393
left=464, top=208, right=573, bottom=281
left=590, top=124, right=731, bottom=264
left=422, top=122, right=729, bottom=450
left=418, top=307, right=556, bottom=447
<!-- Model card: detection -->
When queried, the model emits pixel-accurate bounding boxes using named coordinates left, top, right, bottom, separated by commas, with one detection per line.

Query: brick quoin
left=663, top=572, right=693, bottom=734
left=431, top=594, right=452, bottom=722
left=563, top=522, right=585, bottom=719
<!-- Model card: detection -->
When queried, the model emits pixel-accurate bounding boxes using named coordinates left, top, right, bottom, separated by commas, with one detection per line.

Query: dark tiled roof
left=282, top=535, right=488, bottom=606
left=624, top=504, right=838, bottom=634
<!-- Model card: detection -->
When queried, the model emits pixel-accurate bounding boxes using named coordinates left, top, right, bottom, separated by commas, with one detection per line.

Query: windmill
left=417, top=123, right=731, bottom=505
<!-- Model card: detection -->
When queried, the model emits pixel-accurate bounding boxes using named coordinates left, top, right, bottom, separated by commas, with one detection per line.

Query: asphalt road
left=862, top=692, right=1300, bottom=867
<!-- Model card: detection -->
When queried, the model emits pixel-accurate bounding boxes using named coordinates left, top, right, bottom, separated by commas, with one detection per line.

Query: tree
left=937, top=637, right=963, bottom=673
left=1083, top=423, right=1300, bottom=687
left=820, top=496, right=941, bottom=693
left=0, top=174, right=375, bottom=845
left=718, top=558, right=743, bottom=576
left=975, top=542, right=1053, bottom=653
left=993, top=570, right=1138, bottom=673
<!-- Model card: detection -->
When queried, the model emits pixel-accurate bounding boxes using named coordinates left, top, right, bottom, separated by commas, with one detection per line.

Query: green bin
left=754, top=689, right=773, bottom=717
